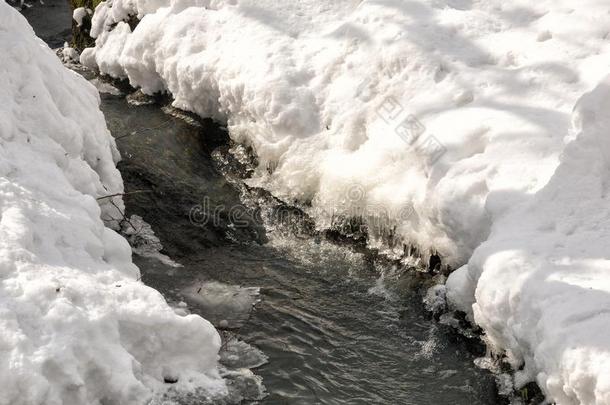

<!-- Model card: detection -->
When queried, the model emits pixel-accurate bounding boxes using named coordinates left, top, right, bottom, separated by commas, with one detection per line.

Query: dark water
left=18, top=0, right=72, bottom=48
left=25, top=4, right=500, bottom=404
left=102, top=95, right=499, bottom=404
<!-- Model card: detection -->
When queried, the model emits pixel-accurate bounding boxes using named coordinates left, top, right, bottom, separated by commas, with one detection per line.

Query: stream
left=23, top=2, right=500, bottom=403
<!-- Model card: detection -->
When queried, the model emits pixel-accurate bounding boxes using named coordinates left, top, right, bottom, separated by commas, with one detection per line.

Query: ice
left=423, top=284, right=448, bottom=315
left=219, top=336, right=268, bottom=370
left=89, top=77, right=123, bottom=96
left=182, top=281, right=261, bottom=329
left=0, top=4, right=225, bottom=404
left=121, top=214, right=182, bottom=268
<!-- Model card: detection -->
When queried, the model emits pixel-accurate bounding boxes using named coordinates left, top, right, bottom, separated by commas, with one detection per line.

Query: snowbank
left=80, top=0, right=610, bottom=402
left=0, top=4, right=224, bottom=404
left=447, top=77, right=610, bottom=404
left=82, top=0, right=610, bottom=264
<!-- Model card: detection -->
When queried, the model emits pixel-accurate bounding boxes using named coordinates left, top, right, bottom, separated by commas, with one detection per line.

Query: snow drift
left=81, top=0, right=610, bottom=264
left=80, top=0, right=610, bottom=403
left=447, top=77, right=610, bottom=404
left=0, top=4, right=224, bottom=404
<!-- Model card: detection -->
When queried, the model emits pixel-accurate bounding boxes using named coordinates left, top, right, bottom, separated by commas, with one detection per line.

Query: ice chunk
left=183, top=281, right=261, bottom=329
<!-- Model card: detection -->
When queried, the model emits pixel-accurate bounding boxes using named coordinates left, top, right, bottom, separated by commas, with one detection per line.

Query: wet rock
left=519, top=381, right=546, bottom=404
left=126, top=89, right=157, bottom=106
left=163, top=376, right=179, bottom=384
left=428, top=252, right=441, bottom=273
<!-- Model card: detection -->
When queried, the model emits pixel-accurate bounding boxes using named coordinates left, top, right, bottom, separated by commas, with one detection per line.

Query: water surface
left=103, top=94, right=499, bottom=404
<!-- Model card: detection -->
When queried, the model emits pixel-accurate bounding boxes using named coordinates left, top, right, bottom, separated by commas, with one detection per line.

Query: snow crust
left=81, top=0, right=610, bottom=402
left=0, top=4, right=225, bottom=404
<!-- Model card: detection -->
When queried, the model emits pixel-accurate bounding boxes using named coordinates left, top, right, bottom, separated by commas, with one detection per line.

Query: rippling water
left=25, top=4, right=500, bottom=403
left=102, top=95, right=499, bottom=404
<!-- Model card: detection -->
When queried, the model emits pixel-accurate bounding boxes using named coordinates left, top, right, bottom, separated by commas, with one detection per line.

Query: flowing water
left=24, top=3, right=501, bottom=403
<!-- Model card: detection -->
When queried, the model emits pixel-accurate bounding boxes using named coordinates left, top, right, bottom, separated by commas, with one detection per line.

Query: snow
left=72, top=6, right=88, bottom=27
left=60, top=42, right=80, bottom=63
left=82, top=0, right=610, bottom=264
left=0, top=4, right=225, bottom=404
left=80, top=0, right=610, bottom=403
left=448, top=78, right=610, bottom=404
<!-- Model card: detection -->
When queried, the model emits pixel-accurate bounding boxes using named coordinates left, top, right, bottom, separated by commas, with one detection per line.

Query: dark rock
left=164, top=376, right=179, bottom=384
left=428, top=252, right=441, bottom=273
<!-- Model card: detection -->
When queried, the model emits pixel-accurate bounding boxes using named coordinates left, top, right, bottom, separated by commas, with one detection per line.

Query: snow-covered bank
left=82, top=0, right=610, bottom=264
left=80, top=0, right=610, bottom=403
left=447, top=78, right=610, bottom=404
left=0, top=4, right=224, bottom=404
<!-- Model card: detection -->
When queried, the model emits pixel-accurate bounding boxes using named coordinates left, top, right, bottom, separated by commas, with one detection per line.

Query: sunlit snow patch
left=0, top=4, right=225, bottom=402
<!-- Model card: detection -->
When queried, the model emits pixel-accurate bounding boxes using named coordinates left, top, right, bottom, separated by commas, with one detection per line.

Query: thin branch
left=114, top=118, right=174, bottom=140
left=108, top=198, right=138, bottom=233
left=114, top=133, right=137, bottom=141
left=96, top=190, right=152, bottom=201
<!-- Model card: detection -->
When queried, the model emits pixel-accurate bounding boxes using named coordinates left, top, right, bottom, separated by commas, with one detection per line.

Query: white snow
left=448, top=78, right=610, bottom=404
left=80, top=0, right=610, bottom=403
left=82, top=0, right=610, bottom=263
left=60, top=42, right=80, bottom=63
left=0, top=4, right=225, bottom=404
left=72, top=6, right=88, bottom=27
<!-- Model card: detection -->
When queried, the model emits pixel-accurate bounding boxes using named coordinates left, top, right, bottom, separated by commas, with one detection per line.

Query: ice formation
left=78, top=0, right=610, bottom=402
left=182, top=281, right=260, bottom=329
left=0, top=4, right=225, bottom=404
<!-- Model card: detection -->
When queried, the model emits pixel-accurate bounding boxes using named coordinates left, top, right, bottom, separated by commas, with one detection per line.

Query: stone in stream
left=428, top=251, right=442, bottom=274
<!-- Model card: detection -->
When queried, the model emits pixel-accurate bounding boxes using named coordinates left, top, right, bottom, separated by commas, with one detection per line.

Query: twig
left=108, top=198, right=138, bottom=233
left=115, top=119, right=174, bottom=140
left=96, top=190, right=152, bottom=200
